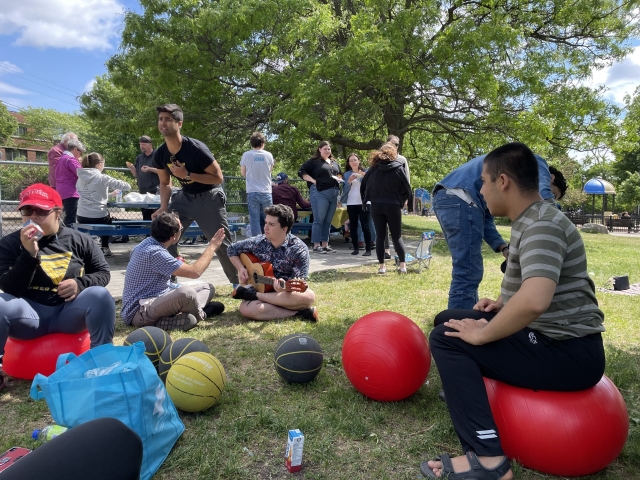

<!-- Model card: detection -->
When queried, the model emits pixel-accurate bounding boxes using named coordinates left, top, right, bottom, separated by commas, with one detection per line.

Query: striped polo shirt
left=501, top=201, right=605, bottom=340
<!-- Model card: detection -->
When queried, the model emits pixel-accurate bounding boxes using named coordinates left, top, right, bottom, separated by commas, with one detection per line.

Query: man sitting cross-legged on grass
left=423, top=142, right=605, bottom=480
left=229, top=204, right=318, bottom=321
left=121, top=212, right=226, bottom=331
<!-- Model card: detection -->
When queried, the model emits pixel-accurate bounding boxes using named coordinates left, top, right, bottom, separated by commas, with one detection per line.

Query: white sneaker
left=101, top=247, right=113, bottom=257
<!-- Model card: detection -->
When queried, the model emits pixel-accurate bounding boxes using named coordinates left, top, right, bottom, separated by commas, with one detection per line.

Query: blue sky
left=0, top=0, right=639, bottom=115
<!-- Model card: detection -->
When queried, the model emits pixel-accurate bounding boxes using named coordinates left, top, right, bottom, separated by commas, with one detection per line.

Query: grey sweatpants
left=167, top=189, right=239, bottom=284
left=132, top=284, right=215, bottom=327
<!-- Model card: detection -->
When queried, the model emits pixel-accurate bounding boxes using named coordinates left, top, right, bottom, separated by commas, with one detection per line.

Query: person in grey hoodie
left=360, top=142, right=412, bottom=274
left=76, top=152, right=131, bottom=257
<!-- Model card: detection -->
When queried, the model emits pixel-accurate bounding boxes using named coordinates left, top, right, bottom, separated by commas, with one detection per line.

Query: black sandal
left=420, top=451, right=511, bottom=479
left=0, top=372, right=6, bottom=393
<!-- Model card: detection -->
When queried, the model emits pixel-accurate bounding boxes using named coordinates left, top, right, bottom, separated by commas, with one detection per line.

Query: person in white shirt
left=240, top=132, right=275, bottom=236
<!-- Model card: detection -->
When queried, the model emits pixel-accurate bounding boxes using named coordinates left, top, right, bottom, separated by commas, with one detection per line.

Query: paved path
left=104, top=234, right=419, bottom=300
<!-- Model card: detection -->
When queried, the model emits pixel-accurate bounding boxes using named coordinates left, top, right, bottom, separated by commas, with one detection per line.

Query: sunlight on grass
left=1, top=216, right=639, bottom=479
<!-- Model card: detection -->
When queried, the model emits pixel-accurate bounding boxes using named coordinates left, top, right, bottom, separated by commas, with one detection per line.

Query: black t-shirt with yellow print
left=152, top=136, right=222, bottom=194
left=0, top=227, right=110, bottom=306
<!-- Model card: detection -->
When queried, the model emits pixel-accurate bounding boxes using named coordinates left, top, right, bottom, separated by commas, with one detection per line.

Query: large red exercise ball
left=3, top=331, right=91, bottom=380
left=342, top=311, right=431, bottom=401
left=484, top=375, right=629, bottom=476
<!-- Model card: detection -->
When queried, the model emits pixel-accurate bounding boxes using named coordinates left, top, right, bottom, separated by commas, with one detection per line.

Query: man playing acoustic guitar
left=229, top=204, right=318, bottom=321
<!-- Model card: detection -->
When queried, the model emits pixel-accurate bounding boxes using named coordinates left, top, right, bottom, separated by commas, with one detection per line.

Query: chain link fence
left=0, top=161, right=311, bottom=238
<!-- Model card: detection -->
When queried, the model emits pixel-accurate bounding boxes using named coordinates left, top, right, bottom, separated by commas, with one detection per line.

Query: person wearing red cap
left=0, top=184, right=115, bottom=391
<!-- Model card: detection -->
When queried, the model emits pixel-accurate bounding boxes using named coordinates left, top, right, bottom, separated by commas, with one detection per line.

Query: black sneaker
left=350, top=249, right=360, bottom=255
left=232, top=285, right=259, bottom=301
left=156, top=313, right=198, bottom=331
left=323, top=246, right=336, bottom=253
left=362, top=250, right=372, bottom=256
left=295, top=306, right=319, bottom=322
left=313, top=246, right=326, bottom=254
left=203, top=301, right=225, bottom=317
left=384, top=252, right=391, bottom=260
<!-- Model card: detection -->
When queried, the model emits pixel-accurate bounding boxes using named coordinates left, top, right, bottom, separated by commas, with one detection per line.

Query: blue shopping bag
left=30, top=342, right=184, bottom=480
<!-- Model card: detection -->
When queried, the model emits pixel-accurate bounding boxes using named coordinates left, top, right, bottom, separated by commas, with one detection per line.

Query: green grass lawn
left=1, top=215, right=639, bottom=479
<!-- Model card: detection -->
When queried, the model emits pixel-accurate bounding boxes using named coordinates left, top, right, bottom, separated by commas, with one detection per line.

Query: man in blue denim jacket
left=433, top=153, right=554, bottom=309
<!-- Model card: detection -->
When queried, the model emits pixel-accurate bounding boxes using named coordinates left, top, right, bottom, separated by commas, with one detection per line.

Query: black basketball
left=123, top=327, right=172, bottom=370
left=274, top=333, right=323, bottom=384
left=158, top=338, right=210, bottom=382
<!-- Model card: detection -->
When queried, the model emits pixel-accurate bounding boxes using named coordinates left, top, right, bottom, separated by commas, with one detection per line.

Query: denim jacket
left=434, top=154, right=552, bottom=251
left=340, top=170, right=366, bottom=204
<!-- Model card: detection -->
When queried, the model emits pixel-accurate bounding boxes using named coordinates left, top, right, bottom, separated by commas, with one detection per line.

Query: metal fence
left=564, top=212, right=640, bottom=233
left=0, top=160, right=311, bottom=238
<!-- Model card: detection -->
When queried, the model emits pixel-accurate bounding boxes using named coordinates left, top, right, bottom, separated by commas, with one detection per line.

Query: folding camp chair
left=395, top=230, right=435, bottom=273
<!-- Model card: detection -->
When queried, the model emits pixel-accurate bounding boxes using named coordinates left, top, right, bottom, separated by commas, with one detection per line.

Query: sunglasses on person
left=19, top=207, right=54, bottom=217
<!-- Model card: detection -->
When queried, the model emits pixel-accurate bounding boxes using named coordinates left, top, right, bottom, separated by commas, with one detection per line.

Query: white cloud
left=0, top=81, right=29, bottom=95
left=590, top=46, right=640, bottom=106
left=0, top=0, right=125, bottom=51
left=0, top=61, right=23, bottom=74
left=83, top=78, right=96, bottom=93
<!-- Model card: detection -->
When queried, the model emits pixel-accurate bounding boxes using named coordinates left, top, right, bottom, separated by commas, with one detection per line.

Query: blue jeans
left=247, top=192, right=273, bottom=236
left=0, top=286, right=116, bottom=356
left=309, top=185, right=339, bottom=244
left=433, top=189, right=484, bottom=309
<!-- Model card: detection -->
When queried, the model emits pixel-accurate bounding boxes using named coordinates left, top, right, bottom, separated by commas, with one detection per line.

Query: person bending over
left=0, top=184, right=115, bottom=391
left=229, top=204, right=318, bottom=321
left=120, top=212, right=226, bottom=332
left=423, top=142, right=605, bottom=480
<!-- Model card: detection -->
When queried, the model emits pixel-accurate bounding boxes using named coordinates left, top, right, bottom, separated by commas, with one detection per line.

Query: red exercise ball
left=342, top=311, right=431, bottom=401
left=484, top=375, right=628, bottom=476
left=3, top=332, right=91, bottom=380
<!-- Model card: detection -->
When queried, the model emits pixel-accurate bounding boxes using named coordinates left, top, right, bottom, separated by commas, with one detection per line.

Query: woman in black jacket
left=0, top=184, right=115, bottom=390
left=361, top=143, right=412, bottom=274
left=298, top=141, right=342, bottom=253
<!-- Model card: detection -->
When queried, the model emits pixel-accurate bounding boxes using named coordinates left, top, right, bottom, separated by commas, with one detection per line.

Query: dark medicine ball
left=124, top=326, right=172, bottom=369
left=158, top=338, right=210, bottom=382
left=274, top=333, right=323, bottom=383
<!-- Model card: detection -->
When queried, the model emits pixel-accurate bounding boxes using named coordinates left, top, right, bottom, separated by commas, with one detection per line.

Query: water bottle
left=115, top=190, right=123, bottom=203
left=32, top=425, right=68, bottom=442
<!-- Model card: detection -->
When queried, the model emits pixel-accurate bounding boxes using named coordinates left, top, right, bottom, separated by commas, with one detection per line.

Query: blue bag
left=30, top=342, right=184, bottom=480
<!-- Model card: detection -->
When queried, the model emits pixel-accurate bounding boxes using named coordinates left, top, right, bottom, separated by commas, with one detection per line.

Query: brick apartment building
left=0, top=111, right=49, bottom=162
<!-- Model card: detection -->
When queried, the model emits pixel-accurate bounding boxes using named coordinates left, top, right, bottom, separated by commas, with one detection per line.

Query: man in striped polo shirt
left=422, top=143, right=605, bottom=480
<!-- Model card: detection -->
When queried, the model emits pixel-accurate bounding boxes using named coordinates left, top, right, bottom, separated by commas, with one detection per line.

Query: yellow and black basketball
left=158, top=338, right=210, bottom=382
left=123, top=327, right=172, bottom=370
left=274, top=333, right=323, bottom=383
left=166, top=352, right=227, bottom=412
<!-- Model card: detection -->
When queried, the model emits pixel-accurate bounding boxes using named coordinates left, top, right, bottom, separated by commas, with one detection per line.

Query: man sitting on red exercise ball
left=423, top=142, right=605, bottom=480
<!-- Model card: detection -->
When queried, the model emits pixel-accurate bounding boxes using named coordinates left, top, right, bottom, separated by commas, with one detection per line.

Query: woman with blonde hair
left=76, top=153, right=131, bottom=257
left=360, top=143, right=412, bottom=274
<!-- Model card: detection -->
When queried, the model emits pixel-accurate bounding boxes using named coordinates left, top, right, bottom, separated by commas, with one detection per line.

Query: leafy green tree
left=18, top=107, right=89, bottom=152
left=617, top=171, right=640, bottom=213
left=0, top=102, right=19, bottom=147
left=90, top=0, right=637, bottom=181
left=612, top=87, right=640, bottom=183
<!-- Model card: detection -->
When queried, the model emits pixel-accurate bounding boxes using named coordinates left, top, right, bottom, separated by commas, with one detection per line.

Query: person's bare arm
left=170, top=160, right=223, bottom=185
left=241, top=165, right=247, bottom=177
left=152, top=169, right=172, bottom=218
left=172, top=229, right=225, bottom=278
left=444, top=277, right=556, bottom=345
left=126, top=161, right=138, bottom=178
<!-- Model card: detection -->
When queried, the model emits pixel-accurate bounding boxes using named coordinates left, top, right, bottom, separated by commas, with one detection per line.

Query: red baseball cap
left=18, top=183, right=63, bottom=211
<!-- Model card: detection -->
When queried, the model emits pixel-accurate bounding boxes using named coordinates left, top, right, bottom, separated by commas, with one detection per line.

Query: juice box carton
left=285, top=429, right=304, bottom=473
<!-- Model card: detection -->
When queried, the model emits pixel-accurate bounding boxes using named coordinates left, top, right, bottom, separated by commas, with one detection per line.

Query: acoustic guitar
left=239, top=252, right=308, bottom=293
